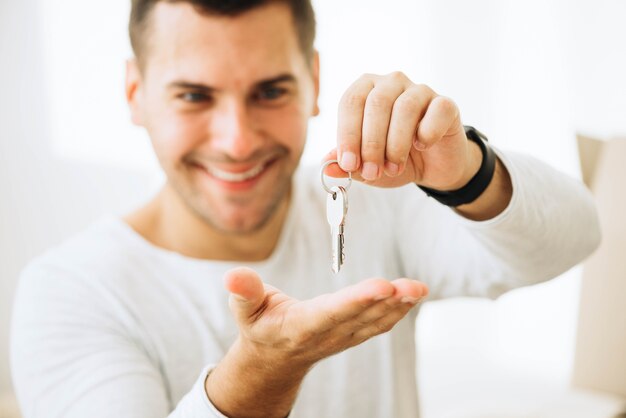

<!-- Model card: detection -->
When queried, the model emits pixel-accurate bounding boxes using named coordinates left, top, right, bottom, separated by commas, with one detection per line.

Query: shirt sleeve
left=393, top=149, right=601, bottom=299
left=174, top=366, right=229, bottom=418
left=10, top=263, right=228, bottom=418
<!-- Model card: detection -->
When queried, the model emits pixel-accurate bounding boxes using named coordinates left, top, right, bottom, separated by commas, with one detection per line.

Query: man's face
left=127, top=2, right=319, bottom=234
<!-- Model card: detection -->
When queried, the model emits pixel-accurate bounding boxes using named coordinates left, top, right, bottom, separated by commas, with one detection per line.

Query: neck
left=125, top=184, right=291, bottom=262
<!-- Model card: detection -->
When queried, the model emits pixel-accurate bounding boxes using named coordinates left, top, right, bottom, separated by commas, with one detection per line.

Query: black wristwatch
left=417, top=125, right=497, bottom=207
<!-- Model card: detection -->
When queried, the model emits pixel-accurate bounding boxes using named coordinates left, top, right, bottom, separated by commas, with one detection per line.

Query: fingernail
left=361, top=162, right=379, bottom=180
left=401, top=296, right=420, bottom=304
left=232, top=294, right=248, bottom=302
left=374, top=294, right=388, bottom=301
left=384, top=161, right=399, bottom=177
left=340, top=151, right=357, bottom=172
left=413, top=138, right=427, bottom=150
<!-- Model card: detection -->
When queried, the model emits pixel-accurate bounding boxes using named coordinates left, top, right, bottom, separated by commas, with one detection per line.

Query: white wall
left=0, top=0, right=156, bottom=394
left=2, top=0, right=626, bottom=413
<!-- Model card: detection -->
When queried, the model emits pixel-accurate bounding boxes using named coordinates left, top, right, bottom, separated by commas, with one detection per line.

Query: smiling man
left=10, top=1, right=601, bottom=418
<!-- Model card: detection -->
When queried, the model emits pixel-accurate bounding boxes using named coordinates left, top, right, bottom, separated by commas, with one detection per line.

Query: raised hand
left=325, top=72, right=482, bottom=192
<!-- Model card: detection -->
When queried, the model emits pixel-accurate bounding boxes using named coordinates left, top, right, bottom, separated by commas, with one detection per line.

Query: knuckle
left=396, top=93, right=422, bottom=112
left=434, top=96, right=458, bottom=117
left=419, top=127, right=438, bottom=144
left=385, top=142, right=406, bottom=160
left=339, top=130, right=361, bottom=145
left=415, top=83, right=435, bottom=97
left=387, top=71, right=407, bottom=81
left=341, top=92, right=367, bottom=109
left=366, top=92, right=393, bottom=109
left=353, top=316, right=371, bottom=328
left=364, top=137, right=385, bottom=151
left=351, top=333, right=368, bottom=346
left=375, top=320, right=394, bottom=334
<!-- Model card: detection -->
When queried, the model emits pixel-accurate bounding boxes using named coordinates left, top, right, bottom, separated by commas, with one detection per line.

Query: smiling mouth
left=193, top=157, right=279, bottom=184
left=206, top=162, right=267, bottom=182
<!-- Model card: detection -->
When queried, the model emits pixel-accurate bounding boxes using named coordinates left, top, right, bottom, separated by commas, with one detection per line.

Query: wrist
left=206, top=337, right=309, bottom=418
left=443, top=139, right=483, bottom=191
left=417, top=126, right=497, bottom=207
left=455, top=156, right=512, bottom=221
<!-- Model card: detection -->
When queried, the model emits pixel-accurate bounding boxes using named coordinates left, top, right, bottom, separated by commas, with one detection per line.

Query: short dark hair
left=129, top=0, right=316, bottom=68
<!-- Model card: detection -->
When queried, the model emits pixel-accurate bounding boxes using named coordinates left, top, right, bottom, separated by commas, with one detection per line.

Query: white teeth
left=205, top=162, right=266, bottom=182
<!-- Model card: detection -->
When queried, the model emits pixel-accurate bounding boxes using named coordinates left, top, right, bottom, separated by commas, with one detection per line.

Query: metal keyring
left=321, top=159, right=352, bottom=195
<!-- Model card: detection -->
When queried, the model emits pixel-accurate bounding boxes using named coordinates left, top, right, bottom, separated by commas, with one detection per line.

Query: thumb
left=223, top=267, right=266, bottom=324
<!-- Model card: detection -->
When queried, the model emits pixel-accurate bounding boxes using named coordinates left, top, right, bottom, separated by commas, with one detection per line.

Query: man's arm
left=11, top=264, right=175, bottom=418
left=453, top=141, right=513, bottom=221
left=11, top=263, right=426, bottom=418
left=324, top=71, right=599, bottom=299
left=205, top=338, right=308, bottom=418
left=395, top=149, right=601, bottom=299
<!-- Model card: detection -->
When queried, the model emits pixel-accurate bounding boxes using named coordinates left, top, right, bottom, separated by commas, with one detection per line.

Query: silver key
left=326, top=185, right=348, bottom=273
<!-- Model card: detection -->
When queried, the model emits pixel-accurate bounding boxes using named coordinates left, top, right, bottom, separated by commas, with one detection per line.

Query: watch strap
left=417, top=126, right=497, bottom=207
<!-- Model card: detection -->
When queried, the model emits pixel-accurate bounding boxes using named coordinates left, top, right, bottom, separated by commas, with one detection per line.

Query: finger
left=321, top=148, right=338, bottom=164
left=390, top=278, right=429, bottom=303
left=349, top=295, right=403, bottom=326
left=385, top=86, right=433, bottom=176
left=360, top=80, right=405, bottom=181
left=224, top=267, right=266, bottom=324
left=324, top=296, right=401, bottom=344
left=351, top=300, right=418, bottom=344
left=321, top=149, right=349, bottom=178
left=321, top=155, right=350, bottom=179
left=324, top=164, right=351, bottom=179
left=321, top=154, right=366, bottom=183
left=337, top=75, right=375, bottom=173
left=341, top=279, right=426, bottom=330
left=305, top=277, right=395, bottom=332
left=415, top=96, right=459, bottom=151
left=323, top=159, right=365, bottom=182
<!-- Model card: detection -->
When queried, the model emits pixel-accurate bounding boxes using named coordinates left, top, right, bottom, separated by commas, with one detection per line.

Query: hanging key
left=326, top=185, right=348, bottom=273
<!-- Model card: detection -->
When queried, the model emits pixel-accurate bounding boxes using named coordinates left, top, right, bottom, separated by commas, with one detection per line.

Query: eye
left=179, top=92, right=212, bottom=103
left=254, top=86, right=289, bottom=103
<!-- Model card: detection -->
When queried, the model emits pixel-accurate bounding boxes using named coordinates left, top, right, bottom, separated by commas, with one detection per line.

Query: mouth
left=190, top=156, right=280, bottom=191
left=205, top=161, right=269, bottom=182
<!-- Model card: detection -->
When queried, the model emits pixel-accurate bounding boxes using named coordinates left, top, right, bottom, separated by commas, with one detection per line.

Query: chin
left=192, top=183, right=289, bottom=235
left=203, top=208, right=276, bottom=235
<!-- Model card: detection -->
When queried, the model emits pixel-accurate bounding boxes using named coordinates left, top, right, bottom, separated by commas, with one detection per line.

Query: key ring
left=321, top=159, right=352, bottom=195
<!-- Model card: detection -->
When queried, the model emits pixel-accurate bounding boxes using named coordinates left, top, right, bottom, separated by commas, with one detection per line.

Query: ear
left=125, top=59, right=145, bottom=126
left=311, top=51, right=320, bottom=117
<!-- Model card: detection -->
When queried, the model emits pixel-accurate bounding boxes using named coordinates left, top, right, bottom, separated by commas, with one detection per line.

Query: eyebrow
left=167, top=74, right=297, bottom=91
left=257, top=74, right=296, bottom=88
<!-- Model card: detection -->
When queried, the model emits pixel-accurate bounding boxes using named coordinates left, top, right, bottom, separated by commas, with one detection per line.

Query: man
left=10, top=1, right=600, bottom=417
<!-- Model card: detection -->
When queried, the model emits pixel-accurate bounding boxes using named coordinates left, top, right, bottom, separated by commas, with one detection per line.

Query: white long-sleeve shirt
left=10, top=150, right=600, bottom=418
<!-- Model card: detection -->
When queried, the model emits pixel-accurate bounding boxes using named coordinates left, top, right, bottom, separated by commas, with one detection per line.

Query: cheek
left=256, top=105, right=309, bottom=152
left=148, top=111, right=209, bottom=165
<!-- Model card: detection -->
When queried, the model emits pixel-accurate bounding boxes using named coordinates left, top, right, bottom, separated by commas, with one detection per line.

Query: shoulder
left=18, top=217, right=149, bottom=296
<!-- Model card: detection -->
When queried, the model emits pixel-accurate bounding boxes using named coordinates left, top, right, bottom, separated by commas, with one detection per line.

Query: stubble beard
left=170, top=160, right=295, bottom=235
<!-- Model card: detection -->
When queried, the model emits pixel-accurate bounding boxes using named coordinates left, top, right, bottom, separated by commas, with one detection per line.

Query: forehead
left=144, top=2, right=305, bottom=84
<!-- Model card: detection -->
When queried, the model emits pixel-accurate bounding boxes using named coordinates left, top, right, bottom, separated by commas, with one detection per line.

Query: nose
left=209, top=98, right=263, bottom=161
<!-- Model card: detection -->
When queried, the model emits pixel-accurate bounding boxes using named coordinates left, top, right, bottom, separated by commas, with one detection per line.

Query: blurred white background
left=2, top=0, right=626, bottom=416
